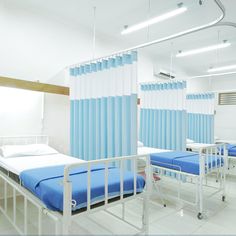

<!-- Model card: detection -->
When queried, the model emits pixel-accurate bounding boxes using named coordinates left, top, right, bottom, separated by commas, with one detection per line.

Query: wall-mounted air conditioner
left=154, top=69, right=176, bottom=80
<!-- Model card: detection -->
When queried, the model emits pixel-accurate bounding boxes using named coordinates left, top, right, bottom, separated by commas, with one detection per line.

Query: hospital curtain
left=69, top=51, right=138, bottom=160
left=139, top=81, right=187, bottom=151
left=187, top=93, right=215, bottom=144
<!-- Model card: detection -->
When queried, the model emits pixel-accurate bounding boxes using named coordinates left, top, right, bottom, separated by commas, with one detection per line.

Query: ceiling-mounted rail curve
left=67, top=0, right=225, bottom=68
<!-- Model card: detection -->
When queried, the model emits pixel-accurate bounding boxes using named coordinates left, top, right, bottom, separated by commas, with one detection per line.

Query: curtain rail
left=66, top=0, right=225, bottom=69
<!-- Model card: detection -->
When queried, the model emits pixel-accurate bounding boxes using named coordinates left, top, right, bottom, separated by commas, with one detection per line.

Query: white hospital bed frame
left=216, top=140, right=236, bottom=169
left=152, top=144, right=227, bottom=219
left=0, top=135, right=151, bottom=235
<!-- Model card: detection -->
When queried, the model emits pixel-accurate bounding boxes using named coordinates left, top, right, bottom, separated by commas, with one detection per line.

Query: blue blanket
left=227, top=144, right=236, bottom=156
left=151, top=151, right=223, bottom=175
left=20, top=165, right=145, bottom=211
left=151, top=151, right=198, bottom=171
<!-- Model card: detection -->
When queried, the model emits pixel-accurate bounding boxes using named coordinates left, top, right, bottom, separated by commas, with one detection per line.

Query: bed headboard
left=0, top=135, right=49, bottom=146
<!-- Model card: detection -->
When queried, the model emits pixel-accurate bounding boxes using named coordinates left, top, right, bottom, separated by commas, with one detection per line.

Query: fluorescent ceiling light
left=121, top=5, right=187, bottom=35
left=176, top=42, right=231, bottom=57
left=190, top=71, right=236, bottom=79
left=208, top=64, right=236, bottom=73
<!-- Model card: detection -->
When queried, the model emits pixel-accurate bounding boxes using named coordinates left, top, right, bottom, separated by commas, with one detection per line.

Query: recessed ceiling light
left=121, top=4, right=187, bottom=35
left=176, top=42, right=231, bottom=57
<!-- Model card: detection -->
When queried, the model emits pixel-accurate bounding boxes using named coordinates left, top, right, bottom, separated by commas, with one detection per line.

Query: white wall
left=137, top=54, right=154, bottom=84
left=212, top=75, right=236, bottom=140
left=186, top=77, right=211, bottom=93
left=0, top=0, right=127, bottom=86
left=0, top=86, right=70, bottom=154
left=42, top=93, right=70, bottom=154
left=214, top=96, right=236, bottom=140
left=0, top=87, right=43, bottom=136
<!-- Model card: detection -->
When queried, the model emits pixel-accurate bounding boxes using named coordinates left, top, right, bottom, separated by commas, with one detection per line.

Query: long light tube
left=121, top=6, right=187, bottom=35
left=208, top=64, right=236, bottom=73
left=190, top=71, right=236, bottom=79
left=176, top=42, right=231, bottom=57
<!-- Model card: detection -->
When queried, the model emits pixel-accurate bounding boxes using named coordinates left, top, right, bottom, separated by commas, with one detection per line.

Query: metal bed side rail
left=0, top=171, right=61, bottom=235
left=198, top=143, right=228, bottom=176
left=62, top=154, right=151, bottom=235
left=0, top=135, right=49, bottom=146
left=197, top=143, right=227, bottom=218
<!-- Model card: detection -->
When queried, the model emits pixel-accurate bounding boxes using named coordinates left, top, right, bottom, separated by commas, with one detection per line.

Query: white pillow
left=186, top=138, right=195, bottom=144
left=138, top=141, right=144, bottom=147
left=0, top=144, right=58, bottom=158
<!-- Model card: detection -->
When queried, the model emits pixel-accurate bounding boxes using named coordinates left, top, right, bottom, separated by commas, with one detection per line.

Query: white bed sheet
left=186, top=143, right=214, bottom=151
left=138, top=146, right=170, bottom=155
left=0, top=154, right=85, bottom=175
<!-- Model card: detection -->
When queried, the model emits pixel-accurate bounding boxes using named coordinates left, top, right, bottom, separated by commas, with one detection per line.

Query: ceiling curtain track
left=66, top=0, right=225, bottom=69
left=139, top=81, right=187, bottom=151
left=70, top=51, right=138, bottom=163
left=186, top=93, right=215, bottom=144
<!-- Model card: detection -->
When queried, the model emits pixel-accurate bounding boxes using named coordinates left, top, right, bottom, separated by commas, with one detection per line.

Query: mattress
left=138, top=146, right=170, bottom=155
left=150, top=151, right=223, bottom=175
left=186, top=143, right=214, bottom=150
left=20, top=164, right=145, bottom=211
left=137, top=146, right=170, bottom=167
left=0, top=153, right=85, bottom=175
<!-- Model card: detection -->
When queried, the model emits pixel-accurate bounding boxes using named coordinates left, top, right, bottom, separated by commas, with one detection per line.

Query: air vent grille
left=219, top=92, right=236, bottom=105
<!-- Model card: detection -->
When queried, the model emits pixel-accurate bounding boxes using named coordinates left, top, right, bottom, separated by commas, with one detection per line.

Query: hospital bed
left=149, top=144, right=227, bottom=219
left=215, top=140, right=236, bottom=169
left=0, top=135, right=150, bottom=235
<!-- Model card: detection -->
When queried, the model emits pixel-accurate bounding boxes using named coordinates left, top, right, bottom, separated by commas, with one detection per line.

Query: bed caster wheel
left=197, top=213, right=203, bottom=220
left=164, top=204, right=166, bottom=207
left=222, top=196, right=226, bottom=202
left=216, top=179, right=219, bottom=183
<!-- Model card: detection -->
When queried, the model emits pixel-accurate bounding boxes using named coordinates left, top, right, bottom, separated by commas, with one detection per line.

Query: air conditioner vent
left=218, top=92, right=236, bottom=105
left=154, top=69, right=176, bottom=80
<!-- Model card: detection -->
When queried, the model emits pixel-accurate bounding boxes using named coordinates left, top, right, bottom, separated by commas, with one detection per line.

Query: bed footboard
left=62, top=154, right=151, bottom=235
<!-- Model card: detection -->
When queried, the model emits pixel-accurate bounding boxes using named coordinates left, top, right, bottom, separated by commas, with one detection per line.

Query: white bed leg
left=24, top=197, right=28, bottom=235
left=198, top=177, right=203, bottom=220
left=216, top=169, right=220, bottom=182
left=195, top=178, right=199, bottom=206
left=152, top=167, right=166, bottom=207
left=4, top=181, right=7, bottom=212
left=38, top=209, right=42, bottom=235
left=178, top=173, right=181, bottom=200
left=55, top=219, right=60, bottom=235
left=153, top=180, right=166, bottom=207
left=13, top=188, right=16, bottom=224
left=143, top=194, right=149, bottom=235
left=63, top=170, right=72, bottom=235
left=222, top=167, right=226, bottom=202
left=122, top=202, right=125, bottom=220
left=143, top=156, right=150, bottom=235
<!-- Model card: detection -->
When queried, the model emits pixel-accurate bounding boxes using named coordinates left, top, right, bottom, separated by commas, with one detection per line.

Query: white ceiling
left=0, top=0, right=236, bottom=81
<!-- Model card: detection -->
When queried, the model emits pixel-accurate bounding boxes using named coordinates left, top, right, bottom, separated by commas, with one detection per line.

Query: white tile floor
left=1, top=168, right=236, bottom=235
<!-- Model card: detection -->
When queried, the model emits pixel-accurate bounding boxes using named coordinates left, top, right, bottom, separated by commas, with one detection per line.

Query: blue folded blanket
left=227, top=144, right=236, bottom=156
left=20, top=165, right=145, bottom=212
left=151, top=151, right=223, bottom=175
left=151, top=151, right=198, bottom=171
